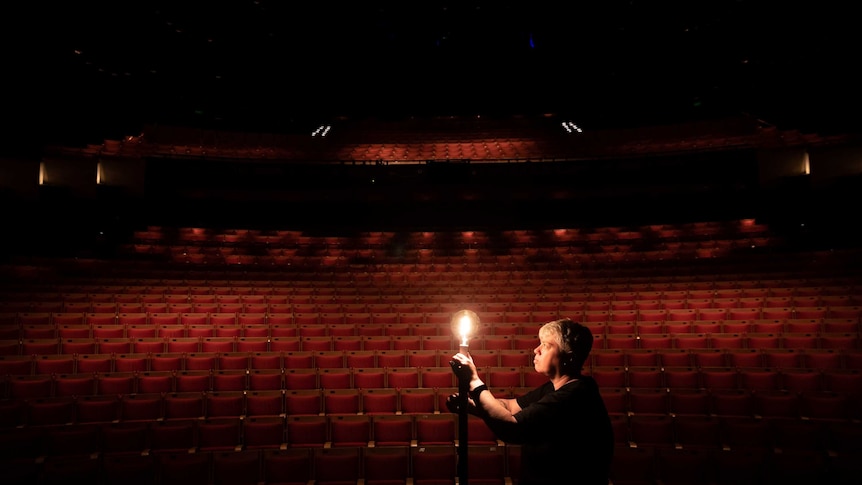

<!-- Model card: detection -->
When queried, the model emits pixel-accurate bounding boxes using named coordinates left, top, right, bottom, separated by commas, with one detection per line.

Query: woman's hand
left=450, top=351, right=484, bottom=390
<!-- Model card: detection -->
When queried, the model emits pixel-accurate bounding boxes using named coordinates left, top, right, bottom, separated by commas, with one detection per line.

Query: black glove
left=449, top=359, right=472, bottom=381
left=445, top=393, right=461, bottom=413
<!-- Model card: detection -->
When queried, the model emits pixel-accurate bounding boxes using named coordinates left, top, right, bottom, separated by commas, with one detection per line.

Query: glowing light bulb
left=450, top=309, right=480, bottom=353
left=458, top=315, right=471, bottom=345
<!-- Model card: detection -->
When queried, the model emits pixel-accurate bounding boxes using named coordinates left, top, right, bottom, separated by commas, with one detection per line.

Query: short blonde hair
left=539, top=318, right=593, bottom=374
left=539, top=319, right=570, bottom=353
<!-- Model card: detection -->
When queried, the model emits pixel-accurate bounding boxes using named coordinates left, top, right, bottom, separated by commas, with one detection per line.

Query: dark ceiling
left=6, top=1, right=860, bottom=156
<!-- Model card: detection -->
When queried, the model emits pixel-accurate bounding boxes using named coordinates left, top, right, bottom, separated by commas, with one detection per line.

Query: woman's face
left=533, top=332, right=562, bottom=376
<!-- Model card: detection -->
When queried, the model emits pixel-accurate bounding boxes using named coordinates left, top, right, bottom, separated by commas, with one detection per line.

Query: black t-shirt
left=484, top=377, right=614, bottom=485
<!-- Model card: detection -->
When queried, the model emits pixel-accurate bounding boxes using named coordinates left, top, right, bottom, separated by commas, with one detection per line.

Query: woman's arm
left=449, top=351, right=521, bottom=422
left=471, top=386, right=520, bottom=422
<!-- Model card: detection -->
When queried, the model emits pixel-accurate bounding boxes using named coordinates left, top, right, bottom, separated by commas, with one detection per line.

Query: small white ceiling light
left=561, top=121, right=582, bottom=133
left=312, top=125, right=332, bottom=137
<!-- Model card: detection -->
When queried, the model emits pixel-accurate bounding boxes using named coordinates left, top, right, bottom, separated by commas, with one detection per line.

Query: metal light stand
left=450, top=344, right=472, bottom=485
left=449, top=310, right=479, bottom=485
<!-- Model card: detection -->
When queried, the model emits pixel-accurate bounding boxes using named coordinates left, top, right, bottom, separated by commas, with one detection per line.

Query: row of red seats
left=5, top=294, right=862, bottom=320
left=4, top=318, right=861, bottom=345
left=2, top=332, right=858, bottom=357
left=22, top=272, right=849, bottom=289
left=589, top=365, right=862, bottom=393
left=3, top=396, right=476, bottom=442
left=4, top=303, right=862, bottom=324
left=596, top=332, right=861, bottom=351
left=3, top=346, right=861, bottom=378
left=9, top=405, right=862, bottom=453
left=20, top=280, right=856, bottom=296
left=2, top=347, right=858, bottom=379
left=6, top=308, right=862, bottom=328
left=7, top=439, right=860, bottom=485
left=2, top=348, right=530, bottom=374
left=4, top=388, right=862, bottom=444
left=260, top=344, right=862, bottom=370
left=4, top=323, right=862, bottom=347
left=5, top=304, right=862, bottom=325
left=153, top=248, right=791, bottom=266
left=4, top=439, right=509, bottom=484
left=5, top=276, right=858, bottom=296
left=611, top=412, right=862, bottom=452
left=1, top=334, right=535, bottom=356
left=0, top=414, right=505, bottom=461
left=590, top=347, right=861, bottom=369
left=2, top=386, right=458, bottom=425
left=6, top=322, right=532, bottom=340
left=4, top=365, right=860, bottom=401
left=602, top=387, right=862, bottom=421
left=610, top=442, right=860, bottom=485
left=5, top=291, right=860, bottom=311
left=1, top=366, right=531, bottom=398
left=3, top=312, right=535, bottom=329
left=6, top=441, right=862, bottom=485
left=5, top=348, right=862, bottom=385
left=133, top=219, right=765, bottom=243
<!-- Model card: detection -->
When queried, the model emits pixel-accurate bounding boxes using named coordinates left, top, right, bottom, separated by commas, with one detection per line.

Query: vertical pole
left=450, top=343, right=471, bottom=485
left=457, top=372, right=469, bottom=485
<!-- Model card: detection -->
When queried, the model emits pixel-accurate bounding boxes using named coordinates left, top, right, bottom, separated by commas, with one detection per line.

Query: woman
left=449, top=318, right=614, bottom=485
